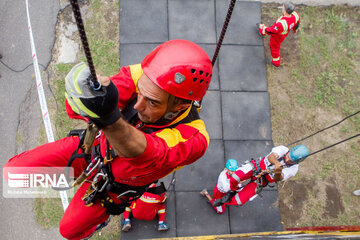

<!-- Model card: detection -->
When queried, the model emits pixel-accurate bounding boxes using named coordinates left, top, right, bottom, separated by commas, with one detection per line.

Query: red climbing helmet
left=141, top=39, right=212, bottom=101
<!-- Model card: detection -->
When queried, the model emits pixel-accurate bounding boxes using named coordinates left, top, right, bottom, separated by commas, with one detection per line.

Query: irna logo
left=3, top=167, right=74, bottom=198
left=7, top=172, right=69, bottom=188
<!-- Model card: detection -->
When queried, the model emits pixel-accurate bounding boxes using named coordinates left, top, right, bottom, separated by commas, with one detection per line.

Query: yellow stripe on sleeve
left=155, top=119, right=209, bottom=148
left=185, top=119, right=210, bottom=145
left=155, top=128, right=186, bottom=148
left=129, top=64, right=143, bottom=93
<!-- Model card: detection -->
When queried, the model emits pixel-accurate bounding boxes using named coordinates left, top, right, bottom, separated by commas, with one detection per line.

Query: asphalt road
left=0, top=0, right=62, bottom=239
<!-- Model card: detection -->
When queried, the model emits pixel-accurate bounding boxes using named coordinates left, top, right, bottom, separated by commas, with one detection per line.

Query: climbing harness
left=67, top=128, right=151, bottom=213
left=249, top=157, right=280, bottom=196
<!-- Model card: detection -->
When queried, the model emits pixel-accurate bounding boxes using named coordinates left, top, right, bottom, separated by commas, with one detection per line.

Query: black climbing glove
left=65, top=62, right=122, bottom=128
left=213, top=190, right=236, bottom=207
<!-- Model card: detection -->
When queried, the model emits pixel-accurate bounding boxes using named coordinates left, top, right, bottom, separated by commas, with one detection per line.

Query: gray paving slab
left=199, top=44, right=220, bottom=90
left=118, top=0, right=279, bottom=238
left=219, top=45, right=267, bottom=91
left=224, top=140, right=273, bottom=164
left=169, top=0, right=216, bottom=43
left=175, top=139, right=225, bottom=192
left=119, top=0, right=168, bottom=43
left=229, top=189, right=282, bottom=233
left=222, top=92, right=272, bottom=140
left=176, top=191, right=230, bottom=237
left=200, top=90, right=222, bottom=140
left=119, top=43, right=158, bottom=67
left=216, top=0, right=263, bottom=45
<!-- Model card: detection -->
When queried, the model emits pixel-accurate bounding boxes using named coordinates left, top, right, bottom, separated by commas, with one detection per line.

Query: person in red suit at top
left=258, top=2, right=300, bottom=68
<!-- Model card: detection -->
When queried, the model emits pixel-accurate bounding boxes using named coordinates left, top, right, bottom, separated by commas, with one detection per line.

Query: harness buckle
left=72, top=156, right=102, bottom=187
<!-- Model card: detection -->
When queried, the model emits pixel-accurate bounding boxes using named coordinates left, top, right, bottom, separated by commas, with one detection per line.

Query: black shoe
left=267, top=58, right=280, bottom=69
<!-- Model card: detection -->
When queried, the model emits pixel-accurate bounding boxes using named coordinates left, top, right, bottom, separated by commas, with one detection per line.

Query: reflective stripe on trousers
left=273, top=56, right=280, bottom=61
left=235, top=193, right=242, bottom=205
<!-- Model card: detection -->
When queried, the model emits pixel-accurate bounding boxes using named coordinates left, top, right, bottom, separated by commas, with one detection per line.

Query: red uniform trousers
left=269, top=35, right=286, bottom=67
left=4, top=136, right=109, bottom=240
left=209, top=182, right=258, bottom=214
left=228, top=182, right=258, bottom=206
left=209, top=185, right=227, bottom=214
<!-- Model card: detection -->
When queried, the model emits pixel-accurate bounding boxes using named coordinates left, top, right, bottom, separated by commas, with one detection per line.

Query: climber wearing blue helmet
left=212, top=145, right=309, bottom=208
left=271, top=144, right=309, bottom=181
left=226, top=159, right=239, bottom=172
left=200, top=158, right=240, bottom=214
left=288, top=145, right=309, bottom=163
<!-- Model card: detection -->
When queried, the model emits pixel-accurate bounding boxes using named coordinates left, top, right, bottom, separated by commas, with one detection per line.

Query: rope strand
left=211, top=0, right=237, bottom=66
left=307, top=133, right=360, bottom=157
left=69, top=0, right=99, bottom=88
left=287, top=110, right=360, bottom=146
left=199, top=0, right=236, bottom=108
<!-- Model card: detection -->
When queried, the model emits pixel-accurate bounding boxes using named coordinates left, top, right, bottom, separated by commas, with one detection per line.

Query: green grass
left=83, top=0, right=119, bottom=76
left=34, top=198, right=66, bottom=229
left=297, top=6, right=360, bottom=111
left=16, top=132, right=22, bottom=145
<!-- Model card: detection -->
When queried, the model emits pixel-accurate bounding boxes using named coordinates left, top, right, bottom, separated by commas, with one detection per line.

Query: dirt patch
left=278, top=179, right=346, bottom=228
left=278, top=180, right=310, bottom=227
left=323, top=184, right=345, bottom=218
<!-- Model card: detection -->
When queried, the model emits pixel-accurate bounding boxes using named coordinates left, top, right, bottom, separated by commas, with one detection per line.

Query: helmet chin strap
left=162, top=94, right=180, bottom=122
left=163, top=111, right=181, bottom=121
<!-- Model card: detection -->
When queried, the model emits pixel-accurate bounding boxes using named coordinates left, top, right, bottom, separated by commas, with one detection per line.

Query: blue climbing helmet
left=226, top=159, right=238, bottom=171
left=289, top=145, right=309, bottom=163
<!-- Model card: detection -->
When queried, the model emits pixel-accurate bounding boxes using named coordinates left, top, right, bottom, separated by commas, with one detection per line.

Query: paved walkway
left=0, top=1, right=63, bottom=239
left=120, top=0, right=279, bottom=239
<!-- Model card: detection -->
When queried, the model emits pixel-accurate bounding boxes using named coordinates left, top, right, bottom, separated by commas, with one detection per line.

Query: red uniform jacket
left=261, top=11, right=300, bottom=45
left=65, top=64, right=210, bottom=188
left=128, top=191, right=167, bottom=221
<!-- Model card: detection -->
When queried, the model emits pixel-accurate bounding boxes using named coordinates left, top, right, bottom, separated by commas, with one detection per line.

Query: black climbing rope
left=69, top=0, right=100, bottom=89
left=198, top=0, right=237, bottom=109
left=211, top=0, right=237, bottom=66
left=287, top=110, right=360, bottom=147
left=307, top=133, right=360, bottom=158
